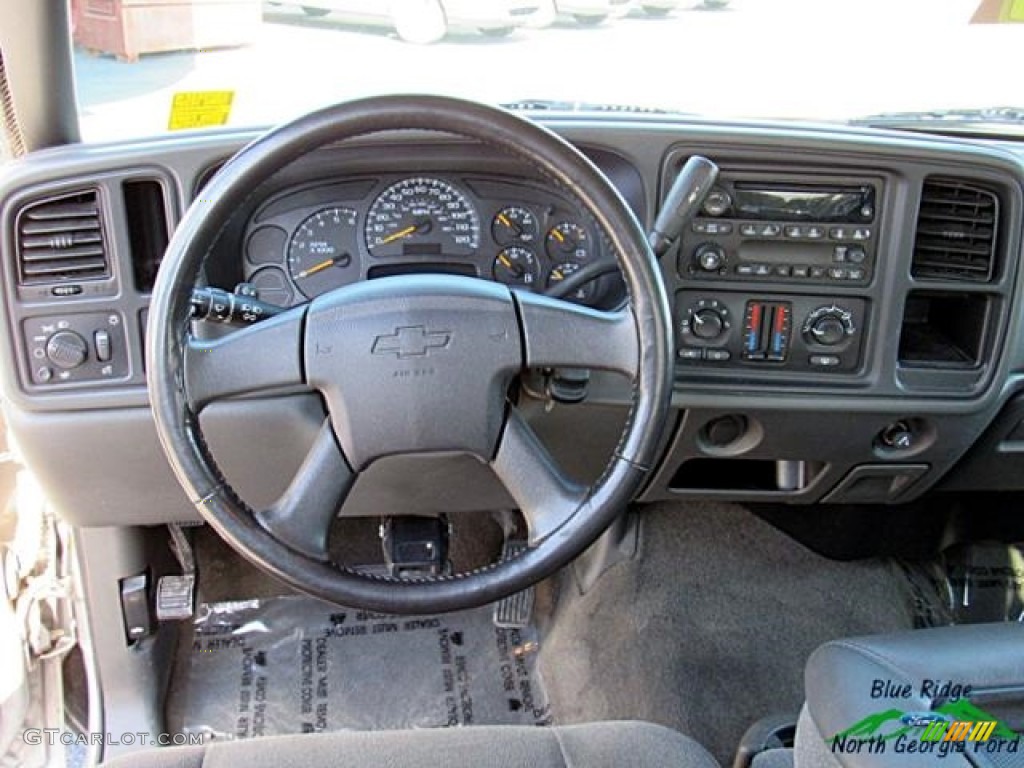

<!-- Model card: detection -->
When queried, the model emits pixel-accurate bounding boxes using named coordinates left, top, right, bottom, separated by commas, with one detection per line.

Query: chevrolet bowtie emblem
left=371, top=325, right=452, bottom=358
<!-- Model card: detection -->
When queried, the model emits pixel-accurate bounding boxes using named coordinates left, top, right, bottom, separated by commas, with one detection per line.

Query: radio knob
left=694, top=243, right=726, bottom=272
left=46, top=330, right=88, bottom=369
left=690, top=308, right=725, bottom=340
left=702, top=188, right=732, bottom=217
left=804, top=307, right=854, bottom=347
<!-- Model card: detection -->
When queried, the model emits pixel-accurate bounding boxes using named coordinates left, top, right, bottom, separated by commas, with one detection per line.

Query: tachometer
left=288, top=207, right=360, bottom=299
left=365, top=177, right=480, bottom=258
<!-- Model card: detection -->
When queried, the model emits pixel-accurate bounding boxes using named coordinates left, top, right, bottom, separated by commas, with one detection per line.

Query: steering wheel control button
left=46, top=330, right=88, bottom=369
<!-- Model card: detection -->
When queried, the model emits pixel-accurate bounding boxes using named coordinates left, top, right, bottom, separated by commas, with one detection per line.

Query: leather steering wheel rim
left=147, top=95, right=673, bottom=614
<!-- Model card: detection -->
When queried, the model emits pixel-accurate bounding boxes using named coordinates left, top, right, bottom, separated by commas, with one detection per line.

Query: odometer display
left=365, top=177, right=480, bottom=258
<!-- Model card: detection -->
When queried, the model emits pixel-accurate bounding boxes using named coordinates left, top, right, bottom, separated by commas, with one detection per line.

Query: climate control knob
left=803, top=306, right=855, bottom=347
left=690, top=308, right=725, bottom=340
left=45, top=330, right=88, bottom=369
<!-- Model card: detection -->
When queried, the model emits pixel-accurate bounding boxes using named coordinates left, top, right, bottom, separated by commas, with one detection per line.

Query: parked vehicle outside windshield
left=72, top=0, right=1020, bottom=140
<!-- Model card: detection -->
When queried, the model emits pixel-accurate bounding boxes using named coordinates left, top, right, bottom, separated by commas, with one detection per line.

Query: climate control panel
left=23, top=311, right=129, bottom=386
left=676, top=291, right=866, bottom=373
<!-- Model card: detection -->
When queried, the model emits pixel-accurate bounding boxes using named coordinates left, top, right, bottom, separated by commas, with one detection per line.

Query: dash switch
left=94, top=329, right=112, bottom=362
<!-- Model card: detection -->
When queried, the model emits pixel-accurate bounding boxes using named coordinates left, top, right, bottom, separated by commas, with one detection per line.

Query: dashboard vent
left=16, top=190, right=109, bottom=285
left=912, top=179, right=998, bottom=282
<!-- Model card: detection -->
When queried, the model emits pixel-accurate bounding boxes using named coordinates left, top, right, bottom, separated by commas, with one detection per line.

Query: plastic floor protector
left=182, top=596, right=551, bottom=741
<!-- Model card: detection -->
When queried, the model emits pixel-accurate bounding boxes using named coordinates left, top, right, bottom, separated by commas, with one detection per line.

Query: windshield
left=73, top=0, right=1021, bottom=140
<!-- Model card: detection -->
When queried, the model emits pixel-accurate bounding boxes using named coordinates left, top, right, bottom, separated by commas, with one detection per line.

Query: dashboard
left=2, top=115, right=1024, bottom=530
left=240, top=173, right=619, bottom=309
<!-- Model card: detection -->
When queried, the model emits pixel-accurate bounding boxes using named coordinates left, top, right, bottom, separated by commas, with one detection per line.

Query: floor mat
left=900, top=541, right=1024, bottom=626
left=180, top=596, right=550, bottom=741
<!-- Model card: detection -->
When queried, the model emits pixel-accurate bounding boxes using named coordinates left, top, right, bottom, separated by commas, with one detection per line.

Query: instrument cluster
left=241, top=174, right=614, bottom=308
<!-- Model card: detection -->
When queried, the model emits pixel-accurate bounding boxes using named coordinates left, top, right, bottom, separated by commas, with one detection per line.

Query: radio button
left=810, top=266, right=827, bottom=279
left=784, top=225, right=804, bottom=239
left=740, top=223, right=758, bottom=236
left=833, top=245, right=848, bottom=262
left=846, top=245, right=867, bottom=264
left=735, top=264, right=754, bottom=276
left=774, top=265, right=791, bottom=277
left=829, top=227, right=848, bottom=240
left=792, top=265, right=809, bottom=278
left=753, top=264, right=772, bottom=276
left=806, top=226, right=825, bottom=239
left=760, top=224, right=781, bottom=237
left=848, top=267, right=866, bottom=281
left=852, top=228, right=872, bottom=240
left=828, top=267, right=847, bottom=280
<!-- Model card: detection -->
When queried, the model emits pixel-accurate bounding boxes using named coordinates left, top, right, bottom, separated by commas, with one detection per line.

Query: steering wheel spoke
left=184, top=305, right=308, bottom=411
left=253, top=420, right=355, bottom=561
left=492, top=408, right=588, bottom=545
left=514, top=291, right=639, bottom=378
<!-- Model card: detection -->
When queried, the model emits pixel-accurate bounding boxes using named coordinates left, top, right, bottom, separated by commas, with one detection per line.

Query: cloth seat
left=101, top=721, right=720, bottom=768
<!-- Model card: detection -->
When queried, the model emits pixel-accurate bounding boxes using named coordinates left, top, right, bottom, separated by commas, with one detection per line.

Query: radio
left=677, top=176, right=882, bottom=286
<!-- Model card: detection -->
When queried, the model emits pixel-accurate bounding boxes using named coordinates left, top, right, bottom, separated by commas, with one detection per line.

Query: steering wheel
left=147, top=95, right=673, bottom=614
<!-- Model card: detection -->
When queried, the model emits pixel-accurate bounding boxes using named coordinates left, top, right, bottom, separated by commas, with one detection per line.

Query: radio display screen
left=732, top=184, right=874, bottom=222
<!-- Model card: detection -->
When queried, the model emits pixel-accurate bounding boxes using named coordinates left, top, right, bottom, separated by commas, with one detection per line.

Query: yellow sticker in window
left=168, top=91, right=235, bottom=131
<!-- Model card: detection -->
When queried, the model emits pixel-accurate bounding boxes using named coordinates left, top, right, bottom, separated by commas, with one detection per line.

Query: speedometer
left=365, top=177, right=480, bottom=258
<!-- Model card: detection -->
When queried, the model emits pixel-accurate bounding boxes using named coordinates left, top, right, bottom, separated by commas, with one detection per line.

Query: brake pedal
left=493, top=539, right=534, bottom=628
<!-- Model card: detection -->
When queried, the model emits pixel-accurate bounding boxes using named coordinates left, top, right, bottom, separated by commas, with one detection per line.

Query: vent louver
left=16, top=190, right=109, bottom=285
left=912, top=179, right=998, bottom=282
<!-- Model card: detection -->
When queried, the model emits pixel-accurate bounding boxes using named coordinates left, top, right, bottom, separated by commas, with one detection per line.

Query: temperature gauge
left=545, top=222, right=591, bottom=262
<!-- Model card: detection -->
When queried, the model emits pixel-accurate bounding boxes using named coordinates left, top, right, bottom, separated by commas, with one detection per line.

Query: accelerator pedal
left=493, top=539, right=534, bottom=628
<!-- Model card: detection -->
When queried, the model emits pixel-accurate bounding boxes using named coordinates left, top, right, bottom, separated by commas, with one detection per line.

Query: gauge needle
left=498, top=253, right=513, bottom=268
left=497, top=213, right=520, bottom=235
left=379, top=218, right=432, bottom=246
left=551, top=268, right=564, bottom=280
left=550, top=228, right=566, bottom=244
left=298, top=253, right=349, bottom=278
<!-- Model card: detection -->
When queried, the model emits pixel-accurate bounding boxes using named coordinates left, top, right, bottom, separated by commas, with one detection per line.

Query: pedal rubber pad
left=493, top=540, right=534, bottom=628
left=156, top=574, right=197, bottom=621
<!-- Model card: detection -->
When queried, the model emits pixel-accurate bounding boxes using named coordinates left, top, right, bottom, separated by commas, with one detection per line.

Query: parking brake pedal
left=381, top=516, right=450, bottom=578
left=493, top=539, right=535, bottom=628
left=156, top=524, right=198, bottom=622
